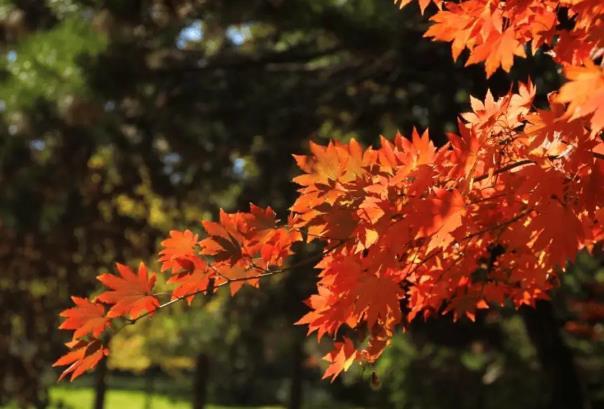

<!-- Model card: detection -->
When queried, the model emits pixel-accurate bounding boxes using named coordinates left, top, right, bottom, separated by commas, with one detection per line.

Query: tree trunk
left=144, top=367, right=155, bottom=409
left=32, top=384, right=48, bottom=409
left=288, top=339, right=304, bottom=409
left=93, top=357, right=108, bottom=409
left=192, top=353, right=209, bottom=409
left=521, top=300, right=589, bottom=409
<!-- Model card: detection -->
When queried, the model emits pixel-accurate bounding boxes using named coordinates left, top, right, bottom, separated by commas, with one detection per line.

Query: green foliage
left=0, top=18, right=106, bottom=112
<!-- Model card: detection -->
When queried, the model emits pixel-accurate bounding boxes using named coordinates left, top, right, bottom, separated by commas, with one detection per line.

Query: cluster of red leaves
left=408, top=0, right=604, bottom=78
left=401, top=0, right=604, bottom=135
left=292, top=81, right=603, bottom=378
left=160, top=204, right=301, bottom=298
left=56, top=0, right=603, bottom=382
left=55, top=205, right=299, bottom=380
left=54, top=263, right=158, bottom=380
left=398, top=0, right=604, bottom=133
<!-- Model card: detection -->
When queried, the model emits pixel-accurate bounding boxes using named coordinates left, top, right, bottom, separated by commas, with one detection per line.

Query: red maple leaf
left=168, top=257, right=213, bottom=302
left=199, top=211, right=244, bottom=264
left=97, top=262, right=160, bottom=319
left=418, top=188, right=466, bottom=253
left=215, top=264, right=261, bottom=295
left=322, top=337, right=358, bottom=382
left=557, top=61, right=604, bottom=134
left=159, top=229, right=199, bottom=272
left=58, top=296, right=109, bottom=340
left=465, top=27, right=526, bottom=78
left=353, top=273, right=404, bottom=328
left=53, top=339, right=108, bottom=381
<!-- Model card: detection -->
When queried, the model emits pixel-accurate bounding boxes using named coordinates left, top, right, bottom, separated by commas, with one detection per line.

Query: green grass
left=49, top=386, right=283, bottom=409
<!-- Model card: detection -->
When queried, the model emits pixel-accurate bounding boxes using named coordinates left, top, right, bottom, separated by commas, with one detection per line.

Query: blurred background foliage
left=0, top=0, right=601, bottom=408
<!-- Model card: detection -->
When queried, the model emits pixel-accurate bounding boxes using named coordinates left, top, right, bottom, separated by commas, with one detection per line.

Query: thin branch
left=129, top=271, right=277, bottom=326
left=118, top=238, right=347, bottom=333
left=463, top=207, right=533, bottom=241
left=265, top=239, right=347, bottom=275
left=474, top=150, right=603, bottom=183
left=404, top=206, right=533, bottom=277
left=474, top=160, right=535, bottom=182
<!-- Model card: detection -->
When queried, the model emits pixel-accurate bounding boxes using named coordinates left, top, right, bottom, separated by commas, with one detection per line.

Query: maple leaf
left=321, top=337, right=358, bottom=382
left=97, top=262, right=160, bottom=319
left=215, top=264, right=261, bottom=295
left=296, top=286, right=356, bottom=341
left=444, top=293, right=490, bottom=322
left=168, top=257, right=212, bottom=302
left=199, top=211, right=244, bottom=264
left=258, top=227, right=301, bottom=267
left=446, top=123, right=480, bottom=180
left=394, top=0, right=443, bottom=14
left=293, top=139, right=365, bottom=187
left=323, top=207, right=358, bottom=241
left=530, top=200, right=584, bottom=266
left=461, top=83, right=533, bottom=135
left=361, top=324, right=395, bottom=363
left=397, top=129, right=436, bottom=172
left=557, top=61, right=604, bottom=134
left=58, top=296, right=109, bottom=340
left=291, top=139, right=368, bottom=221
left=553, top=30, right=594, bottom=66
left=418, top=189, right=466, bottom=253
left=394, top=0, right=412, bottom=8
left=295, top=254, right=367, bottom=338
left=53, top=339, right=108, bottom=381
left=246, top=203, right=278, bottom=233
left=354, top=274, right=404, bottom=328
left=522, top=93, right=572, bottom=151
left=425, top=0, right=549, bottom=77
left=242, top=204, right=300, bottom=262
left=424, top=1, right=483, bottom=62
left=199, top=205, right=299, bottom=268
left=466, top=27, right=526, bottom=78
left=159, top=229, right=199, bottom=272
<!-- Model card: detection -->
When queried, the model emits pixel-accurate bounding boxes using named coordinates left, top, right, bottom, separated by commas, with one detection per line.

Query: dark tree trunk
left=93, top=357, right=108, bottom=409
left=288, top=339, right=304, bottom=409
left=521, top=300, right=589, bottom=409
left=192, top=353, right=209, bottom=409
left=144, top=367, right=155, bottom=409
left=32, top=384, right=48, bottom=409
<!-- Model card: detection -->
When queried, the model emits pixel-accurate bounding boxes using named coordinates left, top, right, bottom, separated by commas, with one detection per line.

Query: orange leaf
left=159, top=229, right=199, bottom=272
left=97, top=262, right=159, bottom=319
left=322, top=337, right=358, bottom=382
left=168, top=257, right=213, bottom=303
left=215, top=264, right=261, bottom=295
left=420, top=189, right=466, bottom=253
left=199, top=211, right=244, bottom=264
left=465, top=27, right=526, bottom=78
left=53, top=339, right=108, bottom=381
left=58, top=297, right=109, bottom=340
left=354, top=274, right=404, bottom=328
left=394, top=0, right=442, bottom=13
left=557, top=61, right=604, bottom=134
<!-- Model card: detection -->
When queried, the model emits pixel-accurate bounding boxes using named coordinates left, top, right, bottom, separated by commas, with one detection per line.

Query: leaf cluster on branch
left=55, top=0, right=604, bottom=382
